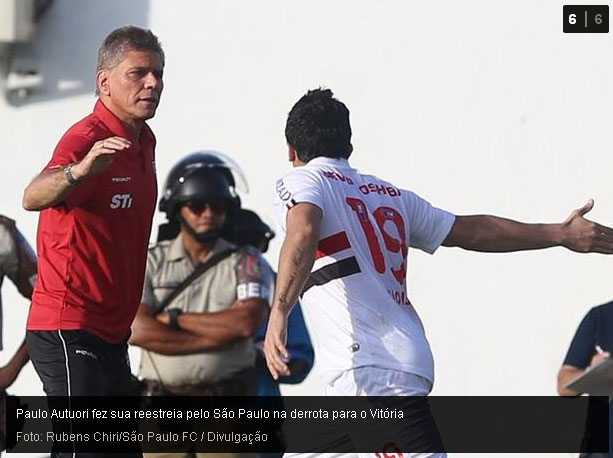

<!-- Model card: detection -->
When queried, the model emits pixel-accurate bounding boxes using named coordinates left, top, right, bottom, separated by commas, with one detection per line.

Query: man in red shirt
left=22, top=26, right=163, bottom=402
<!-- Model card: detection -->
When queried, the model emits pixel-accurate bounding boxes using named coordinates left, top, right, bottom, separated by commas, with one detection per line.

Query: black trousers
left=27, top=330, right=134, bottom=397
left=26, top=330, right=141, bottom=457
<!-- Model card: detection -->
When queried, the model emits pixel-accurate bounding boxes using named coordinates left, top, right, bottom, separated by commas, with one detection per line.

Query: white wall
left=1, top=1, right=611, bottom=456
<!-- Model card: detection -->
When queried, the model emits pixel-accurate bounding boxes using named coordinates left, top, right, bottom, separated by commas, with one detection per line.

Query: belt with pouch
left=142, top=367, right=256, bottom=397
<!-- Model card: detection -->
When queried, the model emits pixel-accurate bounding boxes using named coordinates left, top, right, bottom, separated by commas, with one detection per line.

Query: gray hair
left=96, top=26, right=164, bottom=93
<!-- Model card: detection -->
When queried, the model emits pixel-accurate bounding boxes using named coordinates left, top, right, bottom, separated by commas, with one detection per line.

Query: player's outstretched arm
left=442, top=199, right=613, bottom=254
left=264, top=202, right=321, bottom=380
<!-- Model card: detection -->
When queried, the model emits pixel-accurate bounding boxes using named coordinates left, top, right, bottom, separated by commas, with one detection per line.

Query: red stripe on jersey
left=315, top=231, right=351, bottom=259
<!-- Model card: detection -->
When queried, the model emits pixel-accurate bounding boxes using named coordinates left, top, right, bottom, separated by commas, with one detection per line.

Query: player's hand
left=560, top=199, right=613, bottom=253
left=590, top=350, right=611, bottom=367
left=71, top=136, right=132, bottom=181
left=264, top=307, right=290, bottom=380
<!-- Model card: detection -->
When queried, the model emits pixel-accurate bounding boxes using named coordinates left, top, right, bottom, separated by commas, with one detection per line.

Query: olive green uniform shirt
left=140, top=235, right=272, bottom=385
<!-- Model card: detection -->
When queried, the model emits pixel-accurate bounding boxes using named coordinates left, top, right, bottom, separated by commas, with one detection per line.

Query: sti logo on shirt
left=110, top=193, right=133, bottom=209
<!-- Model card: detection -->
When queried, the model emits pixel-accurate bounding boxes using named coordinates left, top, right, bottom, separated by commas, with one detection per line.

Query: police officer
left=130, top=152, right=271, bottom=458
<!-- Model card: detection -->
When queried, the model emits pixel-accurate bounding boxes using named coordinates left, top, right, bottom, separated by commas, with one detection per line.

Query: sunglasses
left=184, top=199, right=228, bottom=214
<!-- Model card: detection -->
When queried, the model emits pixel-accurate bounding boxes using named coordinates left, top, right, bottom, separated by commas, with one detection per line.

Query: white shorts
left=324, top=366, right=433, bottom=397
left=285, top=366, right=446, bottom=458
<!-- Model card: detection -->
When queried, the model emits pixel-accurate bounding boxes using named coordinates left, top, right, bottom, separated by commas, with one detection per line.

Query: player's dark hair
left=285, top=88, right=353, bottom=163
left=96, top=26, right=164, bottom=95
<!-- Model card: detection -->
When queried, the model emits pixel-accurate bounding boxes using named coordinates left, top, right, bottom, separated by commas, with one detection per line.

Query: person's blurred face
left=180, top=199, right=227, bottom=235
left=97, top=48, right=164, bottom=125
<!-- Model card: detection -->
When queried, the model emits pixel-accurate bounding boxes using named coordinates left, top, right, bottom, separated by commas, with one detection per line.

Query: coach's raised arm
left=22, top=136, right=132, bottom=211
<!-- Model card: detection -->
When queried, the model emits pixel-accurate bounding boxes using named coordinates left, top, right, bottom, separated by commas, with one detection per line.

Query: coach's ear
left=96, top=69, right=110, bottom=96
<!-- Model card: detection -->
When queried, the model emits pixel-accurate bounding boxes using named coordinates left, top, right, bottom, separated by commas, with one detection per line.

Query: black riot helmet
left=229, top=209, right=276, bottom=253
left=157, top=151, right=248, bottom=243
left=159, top=151, right=247, bottom=219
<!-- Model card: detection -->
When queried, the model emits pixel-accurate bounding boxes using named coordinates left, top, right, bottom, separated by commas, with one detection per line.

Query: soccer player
left=264, top=88, right=613, bottom=457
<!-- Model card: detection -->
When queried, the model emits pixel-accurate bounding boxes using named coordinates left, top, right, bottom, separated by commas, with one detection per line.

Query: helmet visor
left=186, top=150, right=249, bottom=193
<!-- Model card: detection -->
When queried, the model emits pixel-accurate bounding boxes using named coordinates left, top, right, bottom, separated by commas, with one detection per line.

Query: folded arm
left=130, top=299, right=267, bottom=356
left=170, top=298, right=268, bottom=341
left=130, top=303, right=218, bottom=355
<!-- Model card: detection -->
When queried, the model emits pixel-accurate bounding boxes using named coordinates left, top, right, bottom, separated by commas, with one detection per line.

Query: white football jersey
left=273, top=157, right=455, bottom=385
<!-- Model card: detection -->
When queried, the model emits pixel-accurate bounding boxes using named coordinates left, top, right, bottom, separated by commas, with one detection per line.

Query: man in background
left=0, top=216, right=35, bottom=391
left=558, top=302, right=612, bottom=458
left=130, top=152, right=271, bottom=458
left=0, top=215, right=36, bottom=451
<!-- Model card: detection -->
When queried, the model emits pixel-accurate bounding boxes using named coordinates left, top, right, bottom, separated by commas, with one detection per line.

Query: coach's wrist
left=68, top=161, right=88, bottom=182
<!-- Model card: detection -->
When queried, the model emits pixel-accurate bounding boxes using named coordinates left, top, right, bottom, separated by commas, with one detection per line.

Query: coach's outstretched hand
left=70, top=136, right=132, bottom=181
left=22, top=136, right=132, bottom=211
left=561, top=199, right=613, bottom=254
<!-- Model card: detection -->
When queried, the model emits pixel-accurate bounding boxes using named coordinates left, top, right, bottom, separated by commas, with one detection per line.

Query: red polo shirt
left=27, top=100, right=158, bottom=343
